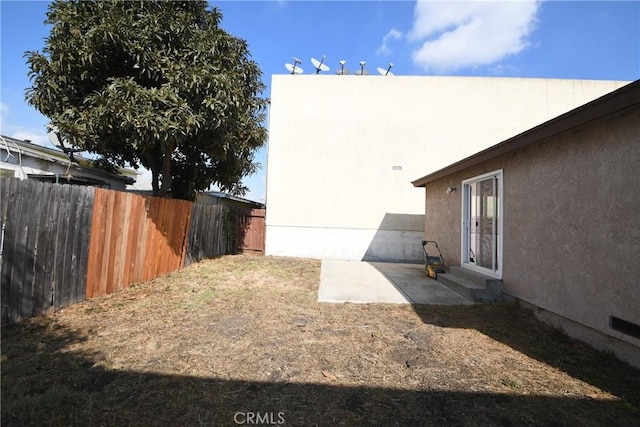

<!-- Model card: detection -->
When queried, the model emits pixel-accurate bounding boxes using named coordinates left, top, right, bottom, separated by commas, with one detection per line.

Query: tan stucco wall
left=267, top=75, right=629, bottom=261
left=423, top=105, right=640, bottom=352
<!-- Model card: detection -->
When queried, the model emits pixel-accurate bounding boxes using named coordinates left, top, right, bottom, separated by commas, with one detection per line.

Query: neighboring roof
left=129, top=190, right=265, bottom=208
left=199, top=191, right=265, bottom=209
left=27, top=173, right=114, bottom=187
left=412, top=79, right=640, bottom=187
left=1, top=135, right=136, bottom=185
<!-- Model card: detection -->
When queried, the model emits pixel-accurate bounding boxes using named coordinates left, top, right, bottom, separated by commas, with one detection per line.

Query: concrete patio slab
left=318, top=260, right=472, bottom=305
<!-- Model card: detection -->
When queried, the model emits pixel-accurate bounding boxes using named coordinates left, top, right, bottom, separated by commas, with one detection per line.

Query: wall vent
left=610, top=316, right=640, bottom=340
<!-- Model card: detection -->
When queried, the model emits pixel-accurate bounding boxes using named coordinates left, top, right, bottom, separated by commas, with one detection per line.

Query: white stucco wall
left=266, top=75, right=629, bottom=261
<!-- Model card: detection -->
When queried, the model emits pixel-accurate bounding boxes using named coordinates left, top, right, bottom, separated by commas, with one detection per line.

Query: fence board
left=100, top=189, right=115, bottom=296
left=7, top=179, right=27, bottom=321
left=120, top=193, right=134, bottom=288
left=18, top=180, right=39, bottom=319
left=0, top=179, right=12, bottom=322
left=34, top=182, right=54, bottom=314
left=9, top=179, right=30, bottom=321
left=145, top=196, right=160, bottom=280
left=39, top=183, right=61, bottom=315
left=21, top=180, right=43, bottom=318
left=86, top=188, right=103, bottom=298
left=143, top=196, right=157, bottom=280
left=5, top=179, right=22, bottom=322
left=53, top=184, right=71, bottom=310
left=132, top=196, right=148, bottom=284
left=107, top=190, right=123, bottom=295
left=66, top=185, right=92, bottom=306
left=75, top=187, right=94, bottom=304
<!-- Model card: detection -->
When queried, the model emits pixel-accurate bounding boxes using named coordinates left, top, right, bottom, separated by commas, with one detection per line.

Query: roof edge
left=1, top=135, right=137, bottom=184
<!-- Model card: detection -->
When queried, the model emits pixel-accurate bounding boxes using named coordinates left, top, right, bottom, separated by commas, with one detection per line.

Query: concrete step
left=436, top=266, right=503, bottom=303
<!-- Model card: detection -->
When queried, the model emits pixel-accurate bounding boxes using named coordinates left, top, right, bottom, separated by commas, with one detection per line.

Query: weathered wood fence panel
left=236, top=208, right=266, bottom=255
left=185, top=204, right=234, bottom=266
left=85, top=189, right=192, bottom=298
left=1, top=178, right=94, bottom=323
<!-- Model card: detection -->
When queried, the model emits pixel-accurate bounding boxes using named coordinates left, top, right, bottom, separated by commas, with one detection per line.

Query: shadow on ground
left=412, top=302, right=640, bottom=418
left=368, top=261, right=640, bottom=413
left=2, top=314, right=639, bottom=426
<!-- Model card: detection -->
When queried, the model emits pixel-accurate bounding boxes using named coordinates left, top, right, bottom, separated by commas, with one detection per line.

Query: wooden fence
left=85, top=189, right=192, bottom=298
left=236, top=209, right=266, bottom=255
left=1, top=179, right=94, bottom=323
left=185, top=203, right=235, bottom=266
left=1, top=178, right=266, bottom=324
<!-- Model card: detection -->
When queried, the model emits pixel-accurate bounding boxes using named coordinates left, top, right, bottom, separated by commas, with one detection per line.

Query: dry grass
left=2, top=255, right=639, bottom=426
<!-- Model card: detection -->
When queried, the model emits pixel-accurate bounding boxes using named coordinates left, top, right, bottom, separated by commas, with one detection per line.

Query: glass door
left=462, top=170, right=502, bottom=277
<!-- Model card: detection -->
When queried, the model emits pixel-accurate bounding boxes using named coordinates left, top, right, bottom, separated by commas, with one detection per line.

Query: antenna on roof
left=335, top=60, right=350, bottom=75
left=284, top=57, right=303, bottom=74
left=311, top=55, right=330, bottom=74
left=355, top=60, right=369, bottom=76
left=377, top=62, right=394, bottom=76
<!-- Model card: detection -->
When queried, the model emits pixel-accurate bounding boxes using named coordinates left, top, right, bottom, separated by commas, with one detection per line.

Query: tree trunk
left=151, top=170, right=159, bottom=195
left=143, top=151, right=161, bottom=196
left=157, top=140, right=176, bottom=198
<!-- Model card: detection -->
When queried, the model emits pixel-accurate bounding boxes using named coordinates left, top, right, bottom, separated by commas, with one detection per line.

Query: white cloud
left=408, top=0, right=540, bottom=73
left=0, top=102, right=50, bottom=146
left=376, top=28, right=403, bottom=56
left=489, top=63, right=519, bottom=75
left=8, top=129, right=49, bottom=146
left=0, top=104, right=49, bottom=146
left=0, top=102, right=10, bottom=134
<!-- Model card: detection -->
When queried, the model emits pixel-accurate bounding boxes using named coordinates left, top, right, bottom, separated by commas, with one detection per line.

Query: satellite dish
left=284, top=57, right=303, bottom=74
left=336, top=60, right=350, bottom=75
left=377, top=62, right=394, bottom=76
left=311, top=55, right=330, bottom=74
left=47, top=126, right=81, bottom=164
left=285, top=63, right=303, bottom=74
left=47, top=128, right=60, bottom=147
left=355, top=60, right=369, bottom=76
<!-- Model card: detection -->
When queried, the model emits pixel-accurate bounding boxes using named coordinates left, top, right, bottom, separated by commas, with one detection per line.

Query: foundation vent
left=610, top=316, right=640, bottom=340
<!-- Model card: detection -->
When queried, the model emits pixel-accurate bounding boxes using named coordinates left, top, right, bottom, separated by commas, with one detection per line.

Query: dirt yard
left=2, top=255, right=639, bottom=426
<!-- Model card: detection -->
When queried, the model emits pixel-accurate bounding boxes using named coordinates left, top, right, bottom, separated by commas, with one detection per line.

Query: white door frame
left=461, top=169, right=503, bottom=279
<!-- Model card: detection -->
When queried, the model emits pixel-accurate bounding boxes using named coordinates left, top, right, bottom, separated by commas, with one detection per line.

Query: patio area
left=318, top=260, right=472, bottom=305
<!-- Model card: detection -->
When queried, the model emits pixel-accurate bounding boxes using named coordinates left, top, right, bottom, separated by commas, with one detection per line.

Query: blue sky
left=1, top=1, right=639, bottom=202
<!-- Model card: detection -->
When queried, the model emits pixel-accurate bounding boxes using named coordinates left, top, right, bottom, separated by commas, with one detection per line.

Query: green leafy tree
left=26, top=0, right=267, bottom=200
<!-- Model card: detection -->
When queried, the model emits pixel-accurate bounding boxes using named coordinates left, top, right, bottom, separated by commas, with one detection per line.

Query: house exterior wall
left=422, top=105, right=640, bottom=363
left=266, top=75, right=628, bottom=261
left=1, top=155, right=51, bottom=179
